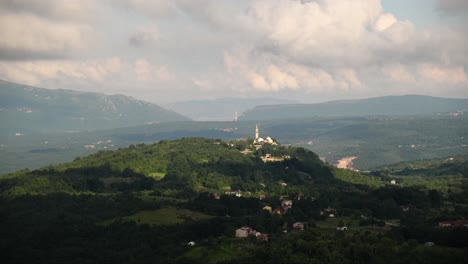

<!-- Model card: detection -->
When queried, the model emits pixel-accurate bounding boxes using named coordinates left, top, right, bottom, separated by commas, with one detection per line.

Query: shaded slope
left=0, top=79, right=190, bottom=133
left=241, top=95, right=468, bottom=120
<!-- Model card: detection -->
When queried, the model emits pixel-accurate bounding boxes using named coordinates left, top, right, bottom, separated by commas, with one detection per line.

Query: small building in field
left=438, top=220, right=468, bottom=228
left=293, top=222, right=305, bottom=231
left=236, top=226, right=254, bottom=238
left=281, top=199, right=293, bottom=210
left=257, top=234, right=268, bottom=242
left=224, top=190, right=242, bottom=197
left=262, top=205, right=272, bottom=212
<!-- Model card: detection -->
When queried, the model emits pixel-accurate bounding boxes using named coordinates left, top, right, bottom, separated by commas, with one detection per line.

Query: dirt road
left=336, top=156, right=357, bottom=170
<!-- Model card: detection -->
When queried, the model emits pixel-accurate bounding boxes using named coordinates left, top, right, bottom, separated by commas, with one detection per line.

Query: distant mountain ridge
left=240, top=95, right=468, bottom=120
left=0, top=80, right=189, bottom=133
left=166, top=97, right=298, bottom=121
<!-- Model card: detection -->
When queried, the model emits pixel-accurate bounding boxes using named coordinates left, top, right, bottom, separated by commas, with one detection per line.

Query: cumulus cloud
left=134, top=58, right=173, bottom=81
left=0, top=0, right=467, bottom=101
left=216, top=0, right=468, bottom=98
left=0, top=57, right=122, bottom=86
left=418, top=64, right=467, bottom=84
left=0, top=57, right=174, bottom=96
left=0, top=14, right=89, bottom=60
left=0, top=0, right=94, bottom=60
left=0, top=0, right=96, bottom=21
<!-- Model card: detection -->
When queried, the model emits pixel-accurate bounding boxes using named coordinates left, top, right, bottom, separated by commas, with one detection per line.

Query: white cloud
left=0, top=57, right=122, bottom=85
left=382, top=64, right=415, bottom=83
left=134, top=58, right=173, bottom=82
left=0, top=57, right=175, bottom=95
left=418, top=64, right=467, bottom=84
left=0, top=14, right=89, bottom=60
left=0, top=0, right=467, bottom=102
left=215, top=0, right=468, bottom=99
left=0, top=0, right=96, bottom=21
left=374, top=13, right=397, bottom=32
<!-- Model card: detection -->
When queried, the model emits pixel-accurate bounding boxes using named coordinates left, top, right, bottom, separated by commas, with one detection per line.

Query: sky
left=0, top=0, right=467, bottom=104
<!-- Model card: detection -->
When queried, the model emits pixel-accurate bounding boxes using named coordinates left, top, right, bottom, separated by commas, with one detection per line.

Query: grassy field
left=104, top=207, right=214, bottom=226
left=148, top=172, right=166, bottom=180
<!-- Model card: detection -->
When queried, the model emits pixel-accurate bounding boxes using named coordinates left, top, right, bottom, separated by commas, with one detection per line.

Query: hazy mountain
left=166, top=97, right=298, bottom=121
left=0, top=80, right=190, bottom=133
left=240, top=95, right=468, bottom=120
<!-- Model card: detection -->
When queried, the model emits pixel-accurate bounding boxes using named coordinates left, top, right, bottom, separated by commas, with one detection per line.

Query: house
left=336, top=226, right=347, bottom=231
left=188, top=241, right=196, bottom=246
left=265, top=154, right=272, bottom=159
left=236, top=226, right=268, bottom=241
left=213, top=193, right=220, bottom=200
left=224, top=190, right=242, bottom=197
left=329, top=214, right=335, bottom=218
left=279, top=182, right=288, bottom=187
left=281, top=199, right=293, bottom=210
left=390, top=179, right=397, bottom=185
left=272, top=208, right=283, bottom=215
left=236, top=226, right=254, bottom=238
left=292, top=222, right=305, bottom=231
left=262, top=205, right=272, bottom=212
left=259, top=194, right=266, bottom=200
left=257, top=234, right=268, bottom=242
left=438, top=220, right=468, bottom=228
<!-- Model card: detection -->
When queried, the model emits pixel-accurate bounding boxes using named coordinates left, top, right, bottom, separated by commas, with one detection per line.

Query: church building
left=254, top=124, right=276, bottom=145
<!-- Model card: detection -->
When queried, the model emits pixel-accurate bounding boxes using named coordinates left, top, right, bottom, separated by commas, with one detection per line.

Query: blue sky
left=383, top=0, right=437, bottom=27
left=0, top=0, right=467, bottom=103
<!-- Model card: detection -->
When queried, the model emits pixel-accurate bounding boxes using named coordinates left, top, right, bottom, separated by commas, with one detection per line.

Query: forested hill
left=241, top=95, right=468, bottom=120
left=373, top=155, right=468, bottom=178
left=2, top=138, right=468, bottom=263
left=1, top=138, right=332, bottom=196
left=0, top=79, right=189, bottom=133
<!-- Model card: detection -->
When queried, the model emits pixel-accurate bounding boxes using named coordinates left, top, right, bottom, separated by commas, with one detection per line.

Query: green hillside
left=1, top=138, right=331, bottom=197
left=0, top=79, right=189, bottom=133
left=241, top=95, right=468, bottom=120
left=1, top=138, right=468, bottom=263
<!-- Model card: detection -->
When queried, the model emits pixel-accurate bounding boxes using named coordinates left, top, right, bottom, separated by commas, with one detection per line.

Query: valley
left=2, top=114, right=466, bottom=174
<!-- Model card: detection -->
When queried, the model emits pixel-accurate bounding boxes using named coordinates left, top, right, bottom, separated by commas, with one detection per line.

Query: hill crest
left=241, top=95, right=468, bottom=120
left=0, top=79, right=190, bottom=133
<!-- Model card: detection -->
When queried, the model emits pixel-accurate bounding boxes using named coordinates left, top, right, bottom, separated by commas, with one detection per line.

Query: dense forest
left=1, top=138, right=467, bottom=263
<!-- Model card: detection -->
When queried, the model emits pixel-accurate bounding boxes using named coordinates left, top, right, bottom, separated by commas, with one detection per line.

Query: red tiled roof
left=439, top=220, right=468, bottom=226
